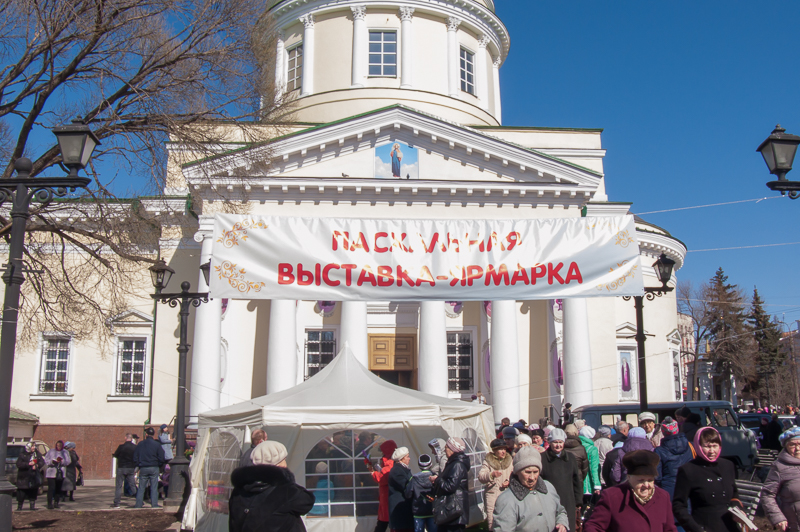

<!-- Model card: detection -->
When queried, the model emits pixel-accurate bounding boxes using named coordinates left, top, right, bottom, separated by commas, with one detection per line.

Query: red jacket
left=371, top=457, right=394, bottom=522
left=584, top=483, right=677, bottom=532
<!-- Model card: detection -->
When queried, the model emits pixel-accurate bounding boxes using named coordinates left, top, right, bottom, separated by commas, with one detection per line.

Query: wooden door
left=368, top=334, right=416, bottom=371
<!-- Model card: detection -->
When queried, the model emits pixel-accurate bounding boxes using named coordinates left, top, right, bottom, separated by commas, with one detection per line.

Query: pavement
left=12, top=482, right=171, bottom=512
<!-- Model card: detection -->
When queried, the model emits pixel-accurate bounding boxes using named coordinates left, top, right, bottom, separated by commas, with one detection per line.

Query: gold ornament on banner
left=614, top=230, right=634, bottom=248
left=597, top=260, right=638, bottom=292
left=216, top=260, right=266, bottom=293
left=217, top=219, right=268, bottom=248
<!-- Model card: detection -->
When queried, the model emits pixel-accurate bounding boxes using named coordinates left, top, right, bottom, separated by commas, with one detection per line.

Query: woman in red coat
left=371, top=440, right=397, bottom=532
left=584, top=450, right=677, bottom=532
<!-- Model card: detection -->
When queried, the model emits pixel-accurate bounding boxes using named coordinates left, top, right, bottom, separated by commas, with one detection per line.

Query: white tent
left=183, top=347, right=495, bottom=532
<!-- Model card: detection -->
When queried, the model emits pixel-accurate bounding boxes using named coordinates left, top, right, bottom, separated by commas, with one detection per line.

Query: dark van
left=572, top=401, right=757, bottom=469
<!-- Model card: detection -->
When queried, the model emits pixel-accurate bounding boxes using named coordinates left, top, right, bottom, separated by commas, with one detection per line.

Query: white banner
left=209, top=215, right=644, bottom=300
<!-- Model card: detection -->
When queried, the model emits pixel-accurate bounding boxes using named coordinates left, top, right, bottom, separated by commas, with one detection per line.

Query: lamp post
left=623, top=253, right=676, bottom=411
left=758, top=124, right=800, bottom=198
left=149, top=259, right=210, bottom=510
left=0, top=121, right=97, bottom=532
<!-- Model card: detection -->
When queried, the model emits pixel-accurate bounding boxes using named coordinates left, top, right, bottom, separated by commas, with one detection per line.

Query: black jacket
left=601, top=447, right=622, bottom=488
left=433, top=451, right=470, bottom=526
left=132, top=437, right=166, bottom=468
left=15, top=450, right=44, bottom=490
left=673, top=457, right=739, bottom=532
left=240, top=445, right=255, bottom=468
left=388, top=463, right=414, bottom=529
left=404, top=470, right=434, bottom=517
left=229, top=465, right=315, bottom=532
left=541, top=447, right=583, bottom=532
left=113, top=441, right=137, bottom=469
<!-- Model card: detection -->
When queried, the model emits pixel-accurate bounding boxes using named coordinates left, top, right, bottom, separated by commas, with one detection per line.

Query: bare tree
left=0, top=0, right=290, bottom=349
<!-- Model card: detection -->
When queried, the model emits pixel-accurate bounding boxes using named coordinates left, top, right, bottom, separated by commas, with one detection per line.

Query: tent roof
left=199, top=345, right=492, bottom=427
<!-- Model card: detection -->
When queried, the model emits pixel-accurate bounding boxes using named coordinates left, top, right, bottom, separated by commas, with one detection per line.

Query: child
left=404, top=454, right=437, bottom=532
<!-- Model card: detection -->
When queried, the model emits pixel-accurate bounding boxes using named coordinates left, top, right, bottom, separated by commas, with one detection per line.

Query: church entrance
left=369, top=334, right=416, bottom=390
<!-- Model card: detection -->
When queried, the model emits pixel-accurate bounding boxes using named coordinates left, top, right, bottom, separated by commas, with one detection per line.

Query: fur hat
left=513, top=446, right=542, bottom=474
left=392, top=447, right=410, bottom=461
left=661, top=417, right=679, bottom=436
left=252, top=440, right=288, bottom=466
left=446, top=437, right=466, bottom=453
left=548, top=428, right=567, bottom=442
left=490, top=438, right=506, bottom=449
left=564, top=424, right=579, bottom=437
left=380, top=440, right=398, bottom=458
left=639, top=412, right=656, bottom=423
left=622, top=450, right=660, bottom=476
left=579, top=426, right=596, bottom=439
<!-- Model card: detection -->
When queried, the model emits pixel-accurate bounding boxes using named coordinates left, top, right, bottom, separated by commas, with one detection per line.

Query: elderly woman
left=492, top=447, right=568, bottom=532
left=610, top=427, right=654, bottom=484
left=479, top=439, right=514, bottom=530
left=673, top=427, right=743, bottom=532
left=388, top=447, right=414, bottom=532
left=43, top=440, right=70, bottom=509
left=763, top=426, right=800, bottom=531
left=540, top=428, right=582, bottom=532
left=61, top=441, right=82, bottom=502
left=15, top=442, right=44, bottom=511
left=432, top=437, right=470, bottom=532
left=530, top=429, right=547, bottom=453
left=584, top=450, right=676, bottom=532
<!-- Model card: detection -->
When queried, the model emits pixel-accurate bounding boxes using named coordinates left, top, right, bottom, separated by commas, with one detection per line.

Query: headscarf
left=780, top=426, right=800, bottom=447
left=25, top=442, right=34, bottom=453
left=693, top=426, right=721, bottom=462
left=64, top=442, right=76, bottom=450
left=446, top=437, right=466, bottom=453
left=628, top=427, right=647, bottom=439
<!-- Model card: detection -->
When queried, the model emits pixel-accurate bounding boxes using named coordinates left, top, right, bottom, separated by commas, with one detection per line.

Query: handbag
left=55, top=466, right=64, bottom=481
left=433, top=492, right=463, bottom=526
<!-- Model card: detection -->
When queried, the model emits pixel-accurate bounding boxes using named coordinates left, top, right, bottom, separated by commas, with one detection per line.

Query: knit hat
left=501, top=426, right=518, bottom=439
left=579, top=426, right=596, bottom=439
left=252, top=440, right=288, bottom=465
left=418, top=454, right=433, bottom=468
left=516, top=434, right=532, bottom=445
left=315, top=462, right=328, bottom=474
left=380, top=440, right=398, bottom=458
left=392, top=447, right=410, bottom=461
left=780, top=426, right=800, bottom=447
left=639, top=412, right=656, bottom=423
left=597, top=426, right=612, bottom=437
left=564, top=424, right=579, bottom=437
left=661, top=417, right=679, bottom=436
left=490, top=438, right=506, bottom=449
left=513, top=446, right=542, bottom=474
left=629, top=427, right=647, bottom=439
left=622, top=450, right=660, bottom=476
left=548, top=428, right=566, bottom=442
left=446, top=437, right=466, bottom=453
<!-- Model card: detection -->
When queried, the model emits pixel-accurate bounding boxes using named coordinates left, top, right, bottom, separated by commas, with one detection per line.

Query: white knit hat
left=252, top=440, right=288, bottom=466
left=516, top=434, right=533, bottom=445
left=392, top=447, right=410, bottom=461
left=579, top=426, right=596, bottom=439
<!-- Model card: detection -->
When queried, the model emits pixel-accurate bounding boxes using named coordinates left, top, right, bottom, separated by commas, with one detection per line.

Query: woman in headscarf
left=432, top=437, right=470, bottom=532
left=43, top=440, right=70, bottom=509
left=673, top=427, right=744, bottom=532
left=388, top=447, right=414, bottom=532
left=61, top=441, right=82, bottom=502
left=479, top=439, right=513, bottom=530
left=763, top=426, right=800, bottom=531
left=15, top=442, right=44, bottom=511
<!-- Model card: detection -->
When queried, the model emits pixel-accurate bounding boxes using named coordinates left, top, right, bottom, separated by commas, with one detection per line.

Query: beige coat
left=479, top=451, right=513, bottom=530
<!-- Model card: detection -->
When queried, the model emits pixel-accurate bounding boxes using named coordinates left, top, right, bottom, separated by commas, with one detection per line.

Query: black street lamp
left=623, top=253, right=676, bottom=411
left=758, top=124, right=800, bottom=198
left=0, top=122, right=97, bottom=532
left=149, top=259, right=211, bottom=510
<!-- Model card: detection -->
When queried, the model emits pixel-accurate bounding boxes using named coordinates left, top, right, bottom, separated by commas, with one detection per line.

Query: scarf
left=693, top=426, right=720, bottom=462
left=508, top=475, right=548, bottom=501
left=631, top=487, right=654, bottom=505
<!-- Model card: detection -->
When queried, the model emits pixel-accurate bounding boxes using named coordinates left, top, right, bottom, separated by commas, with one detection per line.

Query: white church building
left=9, top=0, right=687, bottom=480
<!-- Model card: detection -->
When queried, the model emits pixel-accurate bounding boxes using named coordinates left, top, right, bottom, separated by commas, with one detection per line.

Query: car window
left=6, top=446, right=22, bottom=459
left=706, top=408, right=737, bottom=427
left=626, top=414, right=638, bottom=427
left=601, top=414, right=616, bottom=426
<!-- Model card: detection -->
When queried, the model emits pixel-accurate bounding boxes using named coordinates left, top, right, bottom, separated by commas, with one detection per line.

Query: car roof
left=573, top=401, right=734, bottom=412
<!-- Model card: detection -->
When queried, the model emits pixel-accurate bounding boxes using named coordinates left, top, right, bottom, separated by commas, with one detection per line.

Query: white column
left=418, top=301, right=448, bottom=397
left=562, top=298, right=593, bottom=408
left=399, top=7, right=414, bottom=89
left=190, top=231, right=221, bottom=416
left=491, top=300, right=519, bottom=423
left=299, top=14, right=315, bottom=96
left=274, top=30, right=285, bottom=102
left=477, top=35, right=490, bottom=111
left=351, top=6, right=367, bottom=88
left=446, top=16, right=461, bottom=98
left=341, top=301, right=369, bottom=367
left=492, top=57, right=502, bottom=123
left=267, top=300, right=297, bottom=394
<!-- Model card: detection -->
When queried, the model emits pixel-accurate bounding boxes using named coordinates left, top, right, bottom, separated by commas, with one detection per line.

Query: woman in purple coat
left=610, top=427, right=654, bottom=484
left=763, top=426, right=800, bottom=531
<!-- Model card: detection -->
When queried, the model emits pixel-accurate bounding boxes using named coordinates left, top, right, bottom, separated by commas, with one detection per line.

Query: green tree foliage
left=748, top=287, right=787, bottom=403
left=706, top=268, right=755, bottom=387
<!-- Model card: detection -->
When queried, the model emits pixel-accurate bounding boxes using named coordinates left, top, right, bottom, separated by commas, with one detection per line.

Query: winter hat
left=629, top=427, right=647, bottom=439
left=661, top=417, right=679, bottom=436
left=160, top=424, right=168, bottom=430
left=513, top=421, right=526, bottom=431
left=145, top=427, right=155, bottom=436
left=25, top=442, right=34, bottom=452
left=446, top=437, right=466, bottom=453
left=252, top=440, right=288, bottom=466
left=418, top=454, right=433, bottom=468
left=574, top=419, right=586, bottom=430
left=380, top=440, right=398, bottom=458
left=516, top=434, right=533, bottom=445
left=501, top=426, right=518, bottom=439
left=579, top=426, right=596, bottom=439
left=548, top=428, right=567, bottom=442
left=513, top=446, right=542, bottom=474
left=564, top=424, right=579, bottom=437
left=530, top=429, right=545, bottom=440
left=315, top=462, right=328, bottom=474
left=780, top=426, right=800, bottom=447
left=528, top=424, right=540, bottom=431
left=597, top=426, right=612, bottom=438
left=693, top=427, right=721, bottom=463
left=490, top=438, right=506, bottom=449
left=675, top=406, right=692, bottom=419
left=639, top=412, right=656, bottom=423
left=392, top=447, right=410, bottom=461
left=622, top=450, right=660, bottom=477
left=64, top=442, right=76, bottom=450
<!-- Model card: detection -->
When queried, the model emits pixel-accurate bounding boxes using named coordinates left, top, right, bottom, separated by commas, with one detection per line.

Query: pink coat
left=584, top=483, right=677, bottom=532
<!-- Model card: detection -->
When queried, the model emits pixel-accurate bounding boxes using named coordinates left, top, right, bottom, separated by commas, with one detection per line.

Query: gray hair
left=125, top=433, right=132, bottom=441
left=616, top=420, right=629, bottom=430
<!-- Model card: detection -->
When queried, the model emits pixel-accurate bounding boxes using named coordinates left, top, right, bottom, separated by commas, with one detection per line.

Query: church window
left=39, top=337, right=71, bottom=394
left=368, top=31, right=397, bottom=77
left=460, top=47, right=475, bottom=95
left=305, top=329, right=337, bottom=379
left=287, top=44, right=303, bottom=92
left=115, top=338, right=147, bottom=395
left=447, top=331, right=473, bottom=393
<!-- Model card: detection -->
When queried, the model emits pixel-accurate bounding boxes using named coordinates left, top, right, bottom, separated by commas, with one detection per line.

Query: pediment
left=182, top=106, right=603, bottom=190
left=667, top=328, right=681, bottom=344
left=107, top=309, right=153, bottom=328
left=616, top=322, right=650, bottom=339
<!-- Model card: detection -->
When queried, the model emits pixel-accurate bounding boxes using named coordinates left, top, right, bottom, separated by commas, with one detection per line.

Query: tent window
left=305, top=430, right=387, bottom=518
left=447, top=331, right=474, bottom=393
left=462, top=427, right=488, bottom=514
left=305, top=330, right=337, bottom=379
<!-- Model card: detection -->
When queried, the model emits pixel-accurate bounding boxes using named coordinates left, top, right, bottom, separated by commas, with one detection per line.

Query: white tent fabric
left=183, top=346, right=495, bottom=532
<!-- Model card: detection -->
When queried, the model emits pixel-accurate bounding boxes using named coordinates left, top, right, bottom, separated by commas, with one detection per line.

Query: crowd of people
left=14, top=439, right=83, bottom=511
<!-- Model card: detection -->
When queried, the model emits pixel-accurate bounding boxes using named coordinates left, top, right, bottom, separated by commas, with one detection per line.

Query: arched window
left=462, top=428, right=487, bottom=514
left=305, top=430, right=387, bottom=518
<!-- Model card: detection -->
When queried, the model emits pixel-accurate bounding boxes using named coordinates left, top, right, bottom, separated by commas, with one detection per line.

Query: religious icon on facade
left=375, top=140, right=419, bottom=179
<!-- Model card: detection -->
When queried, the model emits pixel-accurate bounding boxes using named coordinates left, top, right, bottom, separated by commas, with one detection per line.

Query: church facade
left=8, top=0, right=686, bottom=479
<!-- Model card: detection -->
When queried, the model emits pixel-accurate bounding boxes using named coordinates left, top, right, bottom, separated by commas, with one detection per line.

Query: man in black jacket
left=112, top=433, right=138, bottom=507
left=133, top=427, right=166, bottom=508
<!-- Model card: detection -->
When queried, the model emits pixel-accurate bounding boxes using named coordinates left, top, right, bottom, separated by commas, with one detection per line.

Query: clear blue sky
left=495, top=1, right=800, bottom=326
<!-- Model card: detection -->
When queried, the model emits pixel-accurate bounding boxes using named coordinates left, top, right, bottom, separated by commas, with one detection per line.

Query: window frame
left=367, top=30, right=398, bottom=78
left=459, top=46, right=476, bottom=96
left=113, top=336, right=150, bottom=397
left=285, top=42, right=303, bottom=93
left=37, top=334, right=73, bottom=396
left=446, top=326, right=477, bottom=398
left=304, top=327, right=338, bottom=380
